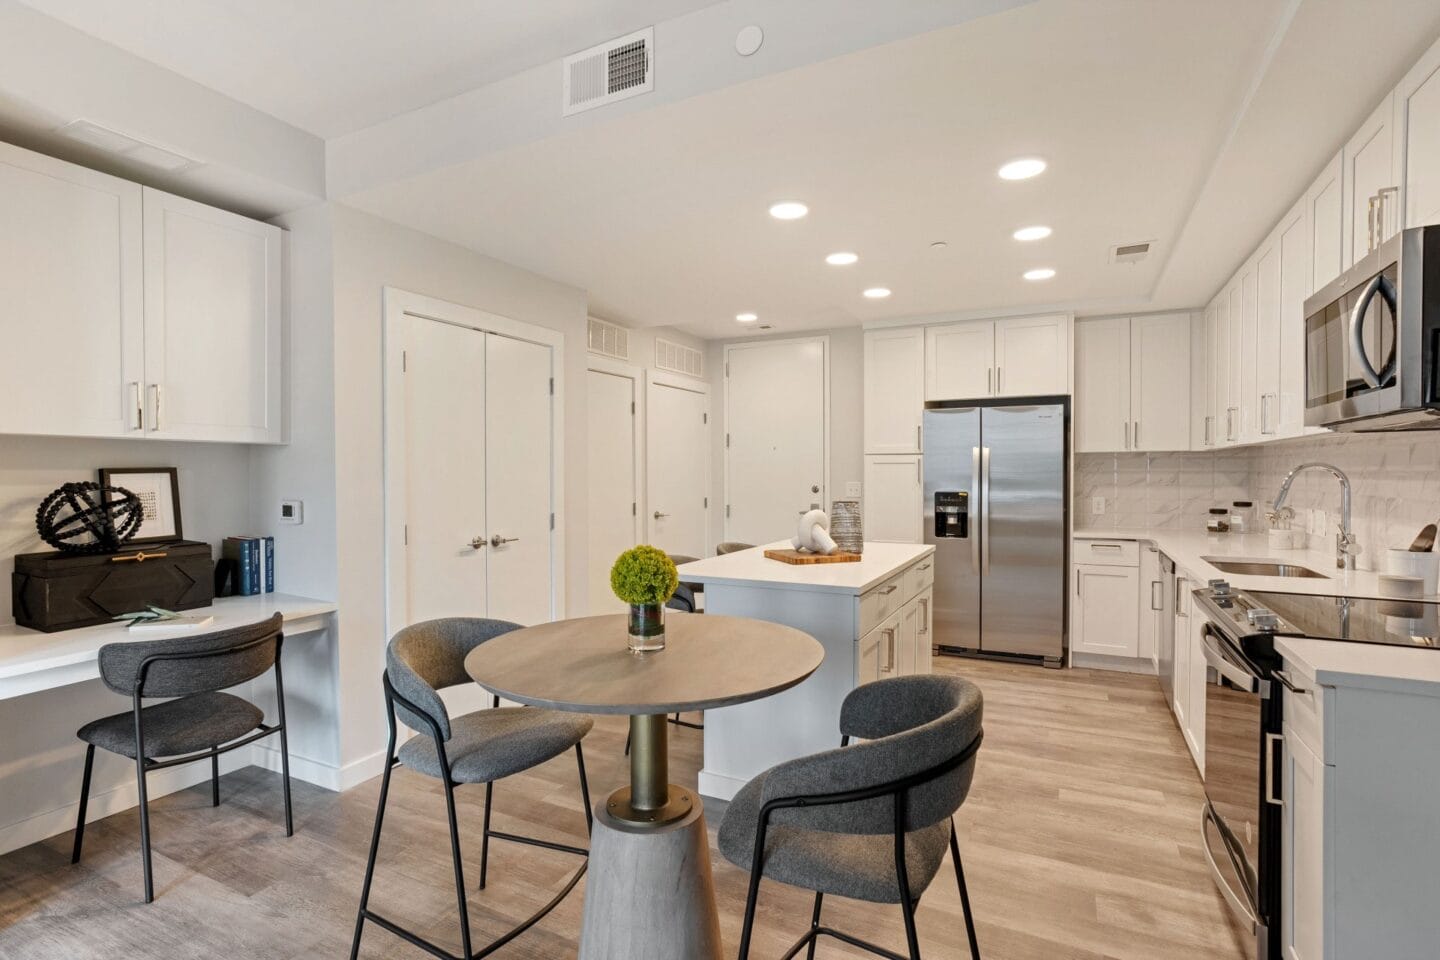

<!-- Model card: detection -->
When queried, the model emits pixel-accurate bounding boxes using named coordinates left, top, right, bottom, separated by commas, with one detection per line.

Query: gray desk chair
left=716, top=540, right=754, bottom=555
left=71, top=613, right=292, bottom=904
left=718, top=674, right=985, bottom=960
left=350, top=618, right=594, bottom=960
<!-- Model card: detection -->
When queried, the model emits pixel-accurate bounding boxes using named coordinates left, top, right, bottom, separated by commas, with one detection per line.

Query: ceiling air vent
left=587, top=317, right=630, bottom=360
left=563, top=27, right=654, bottom=116
left=1110, top=240, right=1155, bottom=265
left=655, top=337, right=704, bottom=379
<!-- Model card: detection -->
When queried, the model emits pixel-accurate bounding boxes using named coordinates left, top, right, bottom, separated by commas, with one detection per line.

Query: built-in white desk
left=0, top=593, right=336, bottom=701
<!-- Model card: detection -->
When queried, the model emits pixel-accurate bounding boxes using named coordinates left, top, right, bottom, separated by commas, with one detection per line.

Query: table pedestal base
left=578, top=793, right=723, bottom=960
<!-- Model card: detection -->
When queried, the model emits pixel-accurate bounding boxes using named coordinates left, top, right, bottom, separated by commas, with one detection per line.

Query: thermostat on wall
left=280, top=500, right=304, bottom=525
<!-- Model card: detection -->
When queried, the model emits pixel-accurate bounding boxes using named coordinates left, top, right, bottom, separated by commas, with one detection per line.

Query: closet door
left=485, top=333, right=556, bottom=625
left=0, top=141, right=143, bottom=438
left=587, top=367, right=641, bottom=614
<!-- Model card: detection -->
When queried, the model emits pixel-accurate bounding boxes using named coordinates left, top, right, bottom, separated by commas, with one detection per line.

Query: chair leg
left=899, top=892, right=922, bottom=960
left=349, top=748, right=396, bottom=960
left=278, top=724, right=294, bottom=837
left=950, top=824, right=981, bottom=960
left=134, top=754, right=155, bottom=903
left=443, top=780, right=475, bottom=959
left=479, top=781, right=494, bottom=891
left=737, top=868, right=764, bottom=960
left=71, top=745, right=95, bottom=864
left=211, top=749, right=220, bottom=807
left=805, top=892, right=824, bottom=960
left=575, top=743, right=594, bottom=835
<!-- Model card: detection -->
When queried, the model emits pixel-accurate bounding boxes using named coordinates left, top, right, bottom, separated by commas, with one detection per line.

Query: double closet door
left=402, top=313, right=556, bottom=627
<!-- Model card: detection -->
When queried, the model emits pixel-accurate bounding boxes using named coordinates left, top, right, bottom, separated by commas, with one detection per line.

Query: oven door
left=1200, top=623, right=1269, bottom=955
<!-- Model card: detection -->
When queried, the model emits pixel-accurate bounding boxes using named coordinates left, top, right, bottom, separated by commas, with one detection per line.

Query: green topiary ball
left=610, top=545, right=679, bottom=606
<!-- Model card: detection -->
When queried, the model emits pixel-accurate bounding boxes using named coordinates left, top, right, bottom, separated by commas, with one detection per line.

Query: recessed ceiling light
left=998, top=157, right=1047, bottom=181
left=825, top=251, right=858, bottom=266
left=768, top=201, right=809, bottom=220
left=1013, top=225, right=1052, bottom=242
left=863, top=287, right=892, bottom=299
left=930, top=241, right=949, bottom=251
left=1023, top=268, right=1056, bottom=281
left=735, top=312, right=759, bottom=323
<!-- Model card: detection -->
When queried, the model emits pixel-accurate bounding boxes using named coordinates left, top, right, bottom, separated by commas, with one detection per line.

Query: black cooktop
left=1224, top=589, right=1440, bottom=648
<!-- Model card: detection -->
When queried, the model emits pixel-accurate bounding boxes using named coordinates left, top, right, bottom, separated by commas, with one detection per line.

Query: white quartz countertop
left=676, top=541, right=934, bottom=595
left=1075, top=527, right=1440, bottom=689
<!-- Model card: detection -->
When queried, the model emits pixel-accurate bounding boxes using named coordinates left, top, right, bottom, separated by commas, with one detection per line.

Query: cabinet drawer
left=859, top=572, right=906, bottom=637
left=904, top=556, right=935, bottom=599
left=1281, top=662, right=1324, bottom=758
left=1074, top=538, right=1139, bottom=566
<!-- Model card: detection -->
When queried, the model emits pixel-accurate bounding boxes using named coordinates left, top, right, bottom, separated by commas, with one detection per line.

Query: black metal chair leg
left=442, top=780, right=475, bottom=959
left=805, top=892, right=824, bottom=960
left=736, top=858, right=764, bottom=960
left=894, top=794, right=921, bottom=960
left=275, top=644, right=294, bottom=836
left=479, top=781, right=494, bottom=891
left=950, top=824, right=981, bottom=959
left=575, top=743, right=594, bottom=835
left=349, top=743, right=396, bottom=960
left=134, top=755, right=154, bottom=903
left=71, top=745, right=95, bottom=864
left=211, top=749, right=220, bottom=807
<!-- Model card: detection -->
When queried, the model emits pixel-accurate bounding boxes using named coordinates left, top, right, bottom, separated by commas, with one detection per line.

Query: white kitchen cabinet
left=1308, top=151, right=1345, bottom=294
left=0, top=141, right=144, bottom=439
left=994, top=314, right=1068, bottom=397
left=142, top=188, right=283, bottom=444
left=1190, top=305, right=1210, bottom=449
left=857, top=621, right=884, bottom=686
left=1073, top=317, right=1129, bottom=453
left=1221, top=282, right=1241, bottom=444
left=913, top=587, right=933, bottom=673
left=1075, top=314, right=1189, bottom=453
left=1072, top=563, right=1140, bottom=658
left=897, top=594, right=921, bottom=676
left=1183, top=589, right=1206, bottom=772
left=1274, top=198, right=1312, bottom=438
left=859, top=585, right=932, bottom=685
left=863, top=327, right=925, bottom=454
left=1343, top=93, right=1400, bottom=268
left=863, top=454, right=923, bottom=543
left=925, top=322, right=994, bottom=401
left=1171, top=572, right=1192, bottom=730
left=1202, top=301, right=1220, bottom=448
left=1138, top=546, right=1161, bottom=664
left=1395, top=34, right=1440, bottom=230
left=1283, top=720, right=1325, bottom=960
left=1238, top=262, right=1259, bottom=442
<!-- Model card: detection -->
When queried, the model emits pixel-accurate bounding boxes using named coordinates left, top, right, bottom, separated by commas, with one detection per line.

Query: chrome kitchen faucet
left=1268, top=462, right=1359, bottom=570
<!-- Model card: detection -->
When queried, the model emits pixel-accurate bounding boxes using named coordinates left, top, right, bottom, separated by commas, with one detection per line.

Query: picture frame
left=97, top=467, right=183, bottom=544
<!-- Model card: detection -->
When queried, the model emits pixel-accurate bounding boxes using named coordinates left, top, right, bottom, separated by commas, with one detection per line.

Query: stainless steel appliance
left=923, top=400, right=1067, bottom=666
left=1304, top=224, right=1440, bottom=431
left=1193, top=584, right=1440, bottom=960
left=1156, top=552, right=1176, bottom=704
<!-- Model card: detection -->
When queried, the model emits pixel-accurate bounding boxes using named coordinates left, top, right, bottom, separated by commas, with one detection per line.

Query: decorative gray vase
left=830, top=499, right=863, bottom=554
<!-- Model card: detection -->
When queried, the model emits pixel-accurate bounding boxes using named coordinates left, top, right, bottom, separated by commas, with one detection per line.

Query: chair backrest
left=716, top=541, right=754, bottom=555
left=759, top=674, right=983, bottom=835
left=386, top=617, right=522, bottom=741
left=97, top=613, right=284, bottom=699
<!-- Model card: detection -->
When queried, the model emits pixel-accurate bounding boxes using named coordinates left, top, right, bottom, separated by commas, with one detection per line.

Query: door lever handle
left=469, top=537, right=487, bottom=550
left=653, top=511, right=670, bottom=520
left=489, top=535, right=519, bottom=548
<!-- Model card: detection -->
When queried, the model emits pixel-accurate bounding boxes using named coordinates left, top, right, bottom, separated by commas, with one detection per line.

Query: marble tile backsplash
left=1075, top=432, right=1440, bottom=572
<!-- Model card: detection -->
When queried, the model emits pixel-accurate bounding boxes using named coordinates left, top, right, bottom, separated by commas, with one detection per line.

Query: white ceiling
left=14, top=0, right=724, bottom=137
left=342, top=0, right=1289, bottom=338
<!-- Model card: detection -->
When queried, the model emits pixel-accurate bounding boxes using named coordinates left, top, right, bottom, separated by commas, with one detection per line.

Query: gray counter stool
left=718, top=674, right=985, bottom=960
left=716, top=541, right=754, bottom=555
left=350, top=618, right=594, bottom=960
left=71, top=613, right=292, bottom=904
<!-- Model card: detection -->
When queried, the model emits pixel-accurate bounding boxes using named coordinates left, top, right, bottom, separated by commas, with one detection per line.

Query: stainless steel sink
left=1201, top=557, right=1329, bottom=579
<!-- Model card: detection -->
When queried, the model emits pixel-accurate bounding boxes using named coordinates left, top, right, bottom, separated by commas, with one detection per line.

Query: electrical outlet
left=845, top=481, right=862, bottom=497
left=1091, top=496, right=1106, bottom=515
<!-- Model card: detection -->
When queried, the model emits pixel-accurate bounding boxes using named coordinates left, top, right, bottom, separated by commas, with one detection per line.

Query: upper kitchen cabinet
left=142, top=188, right=283, bottom=444
left=1343, top=93, right=1400, bottom=268
left=1074, top=314, right=1190, bottom=453
left=863, top=327, right=925, bottom=454
left=1395, top=34, right=1440, bottom=230
left=925, top=314, right=1068, bottom=401
left=0, top=141, right=144, bottom=439
left=1073, top=317, right=1129, bottom=453
left=1307, top=151, right=1344, bottom=294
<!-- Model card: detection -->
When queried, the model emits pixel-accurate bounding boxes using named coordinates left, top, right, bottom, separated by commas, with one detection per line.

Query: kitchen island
left=675, top=540, right=935, bottom=801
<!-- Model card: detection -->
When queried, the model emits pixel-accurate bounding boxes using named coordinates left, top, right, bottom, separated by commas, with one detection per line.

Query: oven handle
left=1201, top=623, right=1267, bottom=695
left=1202, top=803, right=1258, bottom=933
left=1348, top=272, right=1398, bottom=388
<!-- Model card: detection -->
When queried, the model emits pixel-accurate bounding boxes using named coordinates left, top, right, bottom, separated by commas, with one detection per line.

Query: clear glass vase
left=628, top=603, right=666, bottom=653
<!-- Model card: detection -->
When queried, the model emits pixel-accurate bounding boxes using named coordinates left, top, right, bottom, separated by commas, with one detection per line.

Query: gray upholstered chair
left=350, top=618, right=594, bottom=960
left=71, top=613, right=292, bottom=904
left=716, top=540, right=754, bottom=555
left=718, top=674, right=985, bottom=960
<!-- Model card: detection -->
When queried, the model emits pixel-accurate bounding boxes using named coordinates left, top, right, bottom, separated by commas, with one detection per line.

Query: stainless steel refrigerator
left=923, top=401, right=1067, bottom=665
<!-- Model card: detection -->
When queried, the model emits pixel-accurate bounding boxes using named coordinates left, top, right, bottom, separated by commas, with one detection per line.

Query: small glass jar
left=1230, top=500, right=1255, bottom=535
left=1207, top=508, right=1231, bottom=534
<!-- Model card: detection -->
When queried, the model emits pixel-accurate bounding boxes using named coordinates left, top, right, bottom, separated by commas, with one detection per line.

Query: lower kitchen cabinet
left=1282, top=719, right=1325, bottom=960
left=860, top=587, right=933, bottom=684
left=864, top=454, right=923, bottom=543
left=1072, top=563, right=1140, bottom=658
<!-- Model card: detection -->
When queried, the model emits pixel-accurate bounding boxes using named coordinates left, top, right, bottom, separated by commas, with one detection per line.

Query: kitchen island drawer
left=859, top=572, right=906, bottom=637
left=904, top=556, right=935, bottom=598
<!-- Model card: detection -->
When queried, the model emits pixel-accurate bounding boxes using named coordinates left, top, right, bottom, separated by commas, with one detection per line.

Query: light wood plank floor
left=0, top=658, right=1249, bottom=959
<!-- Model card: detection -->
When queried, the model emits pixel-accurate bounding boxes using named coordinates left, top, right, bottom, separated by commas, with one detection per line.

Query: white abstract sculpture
left=792, top=509, right=838, bottom=555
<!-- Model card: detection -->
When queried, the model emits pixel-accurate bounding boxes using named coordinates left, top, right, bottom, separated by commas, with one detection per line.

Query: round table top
left=463, top=612, right=824, bottom=715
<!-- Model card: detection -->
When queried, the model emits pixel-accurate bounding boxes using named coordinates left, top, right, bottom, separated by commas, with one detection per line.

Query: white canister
left=1385, top=549, right=1440, bottom=595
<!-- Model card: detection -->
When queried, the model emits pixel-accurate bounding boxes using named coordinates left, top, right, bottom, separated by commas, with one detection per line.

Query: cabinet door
left=857, top=625, right=882, bottom=686
left=0, top=141, right=143, bottom=439
left=1308, top=151, right=1344, bottom=293
left=1190, top=310, right=1208, bottom=449
left=1130, top=314, right=1191, bottom=451
left=1343, top=94, right=1397, bottom=267
left=1073, top=317, right=1130, bottom=453
left=1396, top=35, right=1440, bottom=229
left=1256, top=233, right=1283, bottom=439
left=1275, top=200, right=1312, bottom=438
left=1204, top=301, right=1220, bottom=448
left=142, top=187, right=283, bottom=443
left=864, top=327, right=925, bottom=453
left=925, top=322, right=994, bottom=401
left=914, top=587, right=933, bottom=674
left=1138, top=547, right=1160, bottom=664
left=898, top=597, right=920, bottom=676
left=1238, top=264, right=1259, bottom=442
left=1185, top=603, right=1208, bottom=773
left=1283, top=722, right=1325, bottom=960
left=1224, top=283, right=1242, bottom=443
left=1172, top=575, right=1191, bottom=725
left=1072, top=564, right=1139, bottom=657
left=995, top=314, right=1068, bottom=397
left=863, top=455, right=923, bottom=543
left=875, top=611, right=902, bottom=682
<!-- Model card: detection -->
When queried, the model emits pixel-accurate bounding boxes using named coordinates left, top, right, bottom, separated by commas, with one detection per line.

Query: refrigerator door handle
left=980, top=446, right=991, bottom=574
left=971, top=446, right=981, bottom=569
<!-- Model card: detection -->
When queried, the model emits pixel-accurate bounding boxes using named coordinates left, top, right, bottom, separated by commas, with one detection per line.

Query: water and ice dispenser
left=934, top=490, right=968, bottom=538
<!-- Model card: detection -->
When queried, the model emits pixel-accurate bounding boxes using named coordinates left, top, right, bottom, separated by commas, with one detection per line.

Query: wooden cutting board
left=764, top=548, right=862, bottom=565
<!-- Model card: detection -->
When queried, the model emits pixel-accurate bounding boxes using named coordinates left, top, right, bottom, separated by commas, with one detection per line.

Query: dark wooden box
left=11, top=541, right=214, bottom=633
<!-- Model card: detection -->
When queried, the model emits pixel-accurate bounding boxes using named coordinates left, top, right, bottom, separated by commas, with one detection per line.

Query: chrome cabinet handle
left=1124, top=421, right=1131, bottom=450
left=1091, top=543, right=1123, bottom=551
left=1265, top=732, right=1284, bottom=807
left=1075, top=568, right=1082, bottom=597
left=1272, top=669, right=1308, bottom=695
left=880, top=628, right=896, bottom=672
left=919, top=597, right=929, bottom=634
left=916, top=424, right=922, bottom=450
left=916, top=563, right=931, bottom=571
left=1378, top=186, right=1399, bottom=242
left=489, top=535, right=519, bottom=547
left=129, top=382, right=143, bottom=430
left=653, top=511, right=670, bottom=520
left=1368, top=193, right=1378, bottom=252
left=987, top=368, right=992, bottom=394
left=469, top=537, right=487, bottom=550
left=996, top=366, right=1002, bottom=393
left=878, top=584, right=898, bottom=595
left=1151, top=580, right=1163, bottom=611
left=149, top=384, right=163, bottom=431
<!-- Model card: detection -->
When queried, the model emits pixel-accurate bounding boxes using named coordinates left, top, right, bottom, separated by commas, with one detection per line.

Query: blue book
left=263, top=536, right=275, bottom=593
left=223, top=537, right=258, bottom=596
left=246, top=538, right=261, bottom=595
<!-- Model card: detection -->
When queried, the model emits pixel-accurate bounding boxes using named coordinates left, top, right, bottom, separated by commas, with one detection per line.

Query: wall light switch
left=845, top=481, right=862, bottom=497
left=1091, top=496, right=1106, bottom=515
left=280, top=500, right=304, bottom=525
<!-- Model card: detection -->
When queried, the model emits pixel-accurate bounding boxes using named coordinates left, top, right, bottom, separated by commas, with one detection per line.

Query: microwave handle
left=1348, top=273, right=1399, bottom=388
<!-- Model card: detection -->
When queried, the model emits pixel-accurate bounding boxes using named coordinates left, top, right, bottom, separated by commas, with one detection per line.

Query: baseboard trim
left=697, top=768, right=747, bottom=803
left=251, top=743, right=387, bottom=792
left=1070, top=652, right=1158, bottom=675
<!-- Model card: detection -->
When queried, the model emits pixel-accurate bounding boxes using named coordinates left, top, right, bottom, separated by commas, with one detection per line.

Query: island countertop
left=675, top=541, right=934, bottom=596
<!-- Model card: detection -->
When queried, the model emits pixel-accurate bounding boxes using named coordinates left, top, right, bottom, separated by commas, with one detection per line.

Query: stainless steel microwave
left=1304, top=225, right=1440, bottom=431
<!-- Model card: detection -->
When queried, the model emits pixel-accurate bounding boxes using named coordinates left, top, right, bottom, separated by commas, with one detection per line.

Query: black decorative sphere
left=35, top=482, right=144, bottom=554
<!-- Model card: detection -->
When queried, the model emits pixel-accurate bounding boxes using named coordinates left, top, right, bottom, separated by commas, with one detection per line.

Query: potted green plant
left=610, top=545, right=679, bottom=652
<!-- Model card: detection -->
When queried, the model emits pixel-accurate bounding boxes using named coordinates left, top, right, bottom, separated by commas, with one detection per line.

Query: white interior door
left=404, top=315, right=488, bottom=622
left=646, top=378, right=709, bottom=558
left=587, top=367, right=640, bottom=613
left=724, top=339, right=827, bottom=545
left=485, top=333, right=556, bottom=625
